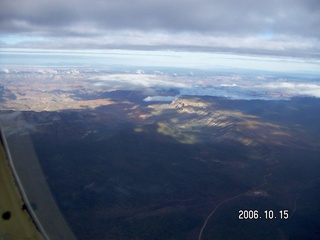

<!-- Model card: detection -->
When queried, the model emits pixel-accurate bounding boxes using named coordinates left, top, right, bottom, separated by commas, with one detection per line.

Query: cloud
left=0, top=0, right=319, bottom=58
left=87, top=72, right=320, bottom=101
left=101, top=72, right=320, bottom=100
left=180, top=86, right=271, bottom=100
left=5, top=32, right=320, bottom=58
left=258, top=82, right=320, bottom=98
left=0, top=68, right=10, bottom=73
left=179, top=81, right=320, bottom=100
left=143, top=96, right=177, bottom=102
left=1, top=0, right=319, bottom=37
left=90, top=74, right=187, bottom=89
left=88, top=74, right=187, bottom=96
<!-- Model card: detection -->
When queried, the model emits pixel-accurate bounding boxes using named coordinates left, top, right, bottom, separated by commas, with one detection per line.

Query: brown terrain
left=1, top=71, right=320, bottom=239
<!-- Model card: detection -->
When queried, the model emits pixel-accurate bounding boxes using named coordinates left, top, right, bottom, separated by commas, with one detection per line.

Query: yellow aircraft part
left=0, top=139, right=44, bottom=240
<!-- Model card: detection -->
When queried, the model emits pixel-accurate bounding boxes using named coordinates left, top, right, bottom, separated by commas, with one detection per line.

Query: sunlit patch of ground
left=0, top=74, right=117, bottom=111
left=157, top=122, right=197, bottom=144
left=146, top=97, right=299, bottom=147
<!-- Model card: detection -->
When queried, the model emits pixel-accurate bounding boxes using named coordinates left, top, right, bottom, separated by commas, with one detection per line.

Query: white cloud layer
left=143, top=96, right=177, bottom=102
left=90, top=74, right=187, bottom=89
left=258, top=82, right=320, bottom=98
left=88, top=73, right=320, bottom=101
left=1, top=31, right=319, bottom=59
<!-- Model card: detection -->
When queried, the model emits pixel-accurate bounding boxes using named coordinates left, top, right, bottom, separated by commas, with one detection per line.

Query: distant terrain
left=1, top=69, right=320, bottom=239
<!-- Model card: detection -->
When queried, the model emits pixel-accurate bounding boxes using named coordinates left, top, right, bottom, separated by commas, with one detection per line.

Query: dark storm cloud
left=0, top=0, right=319, bottom=57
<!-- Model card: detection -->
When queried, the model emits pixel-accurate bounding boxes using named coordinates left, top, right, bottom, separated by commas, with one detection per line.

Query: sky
left=0, top=0, right=320, bottom=71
